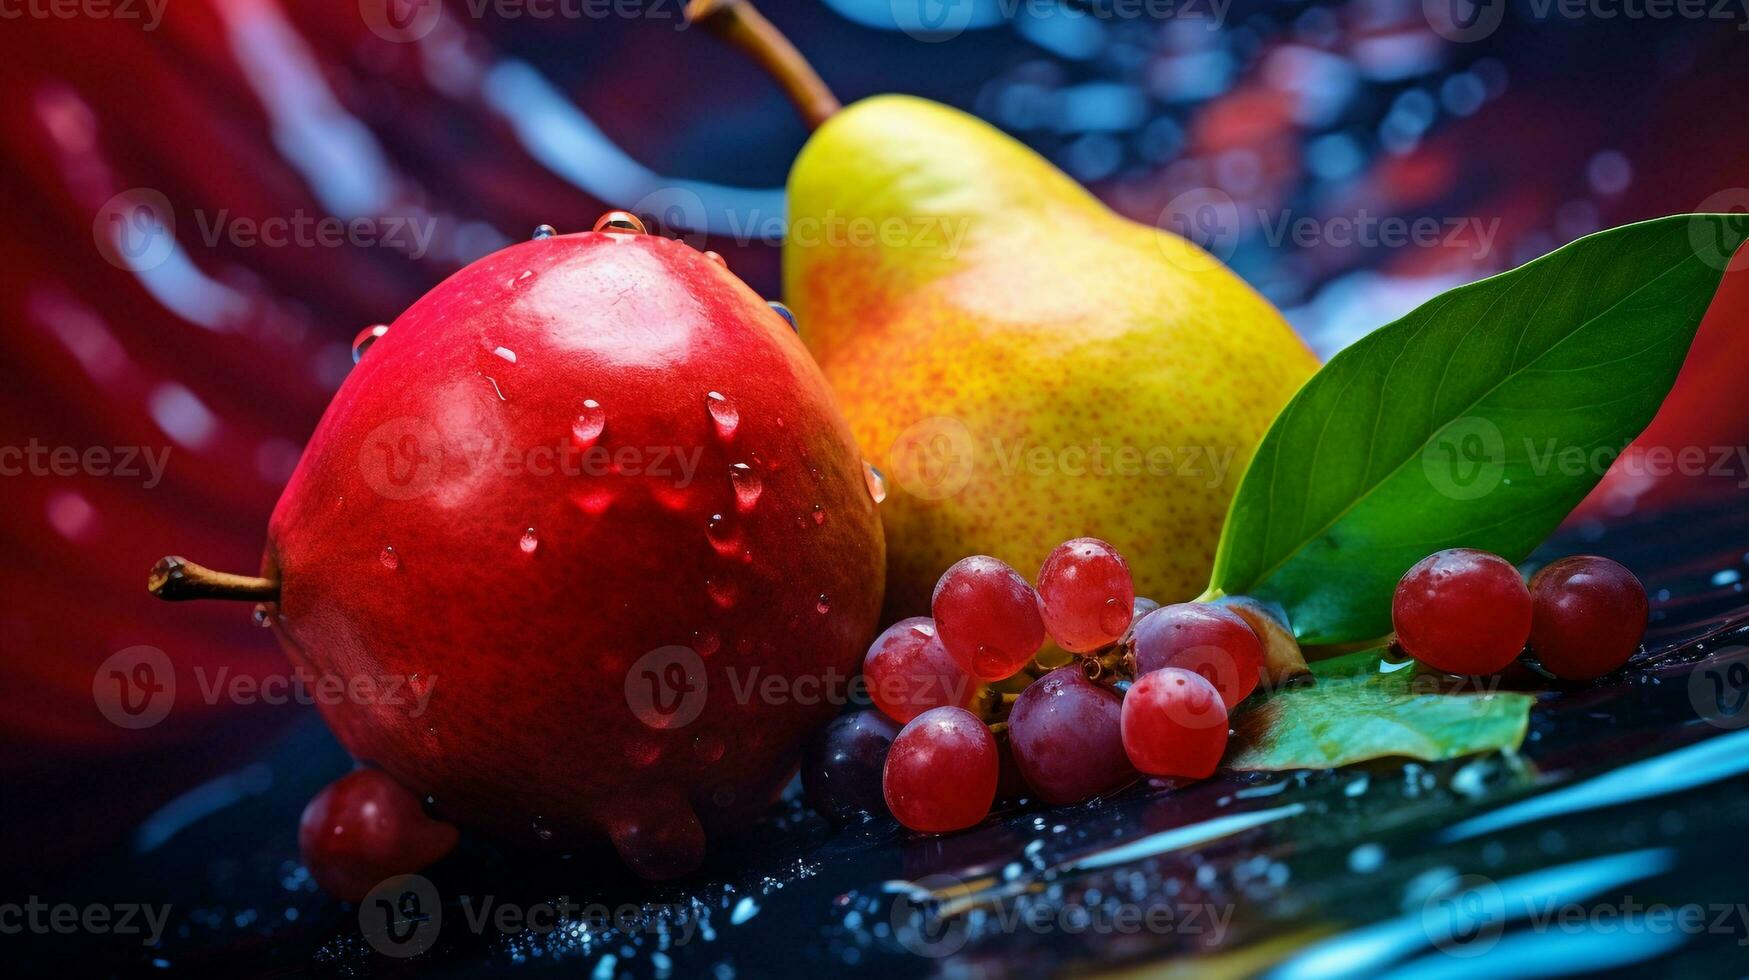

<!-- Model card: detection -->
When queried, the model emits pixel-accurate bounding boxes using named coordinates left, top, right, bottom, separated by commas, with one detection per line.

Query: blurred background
left=3, top=0, right=1748, bottom=959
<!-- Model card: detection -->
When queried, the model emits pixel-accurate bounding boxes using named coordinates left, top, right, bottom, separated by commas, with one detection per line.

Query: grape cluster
left=1392, top=549, right=1647, bottom=681
left=805, top=538, right=1285, bottom=835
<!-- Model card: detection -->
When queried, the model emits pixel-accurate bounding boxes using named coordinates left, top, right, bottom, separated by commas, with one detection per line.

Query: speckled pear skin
left=785, top=95, right=1319, bottom=616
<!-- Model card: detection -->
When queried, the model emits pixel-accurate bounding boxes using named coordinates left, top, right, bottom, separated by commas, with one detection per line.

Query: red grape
left=1393, top=548, right=1530, bottom=675
left=1036, top=537, right=1137, bottom=653
left=1119, top=668, right=1228, bottom=778
left=802, top=711, right=901, bottom=824
left=1528, top=555, right=1648, bottom=680
left=1130, top=603, right=1265, bottom=708
left=932, top=556, right=1047, bottom=681
left=298, top=769, right=460, bottom=902
left=1007, top=667, right=1135, bottom=804
left=862, top=617, right=977, bottom=723
left=882, top=706, right=998, bottom=833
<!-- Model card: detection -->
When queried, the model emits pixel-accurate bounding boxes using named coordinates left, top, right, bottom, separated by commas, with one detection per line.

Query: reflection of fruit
left=1037, top=538, right=1136, bottom=654
left=1007, top=667, right=1134, bottom=804
left=1121, top=669, right=1229, bottom=778
left=1130, top=603, right=1265, bottom=708
left=1529, top=556, right=1648, bottom=681
left=151, top=221, right=884, bottom=882
left=1392, top=549, right=1530, bottom=676
left=802, top=711, right=899, bottom=825
left=932, top=556, right=1047, bottom=681
left=686, top=1, right=1317, bottom=616
left=298, top=769, right=459, bottom=903
left=883, top=706, right=998, bottom=833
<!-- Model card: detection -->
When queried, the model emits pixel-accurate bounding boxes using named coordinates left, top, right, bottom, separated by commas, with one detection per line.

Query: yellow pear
left=691, top=1, right=1319, bottom=615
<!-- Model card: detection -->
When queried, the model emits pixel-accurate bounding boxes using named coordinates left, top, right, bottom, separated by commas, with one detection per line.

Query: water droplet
left=692, top=629, right=721, bottom=657
left=493, top=346, right=517, bottom=364
left=972, top=645, right=1011, bottom=679
left=863, top=460, right=887, bottom=503
left=532, top=223, right=557, bottom=239
left=506, top=269, right=535, bottom=288
left=533, top=816, right=553, bottom=841
left=768, top=301, right=797, bottom=332
left=816, top=594, right=831, bottom=615
left=706, top=513, right=744, bottom=557
left=1100, top=597, right=1131, bottom=635
left=704, top=250, right=727, bottom=267
left=909, top=621, right=936, bottom=639
left=729, top=463, right=762, bottom=512
left=571, top=399, right=605, bottom=448
left=379, top=546, right=399, bottom=571
left=351, top=324, right=389, bottom=364
left=593, top=211, right=647, bottom=235
left=706, top=391, right=740, bottom=439
left=627, top=738, right=661, bottom=766
left=706, top=576, right=740, bottom=609
left=809, top=503, right=826, bottom=525
left=520, top=527, right=540, bottom=554
left=693, top=733, right=725, bottom=763
left=252, top=604, right=273, bottom=627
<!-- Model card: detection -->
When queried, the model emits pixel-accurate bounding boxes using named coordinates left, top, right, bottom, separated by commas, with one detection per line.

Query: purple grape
left=1006, top=666, right=1135, bottom=805
left=802, top=711, right=900, bottom=824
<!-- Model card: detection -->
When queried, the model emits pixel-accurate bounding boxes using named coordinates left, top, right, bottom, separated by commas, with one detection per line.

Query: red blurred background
left=3, top=0, right=1746, bottom=885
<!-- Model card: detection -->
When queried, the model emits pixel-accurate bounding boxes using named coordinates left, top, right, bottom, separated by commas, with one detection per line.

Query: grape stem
left=684, top=0, right=841, bottom=130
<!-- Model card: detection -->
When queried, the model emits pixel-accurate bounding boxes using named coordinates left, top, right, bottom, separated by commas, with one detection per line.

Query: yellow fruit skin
left=785, top=95, right=1319, bottom=616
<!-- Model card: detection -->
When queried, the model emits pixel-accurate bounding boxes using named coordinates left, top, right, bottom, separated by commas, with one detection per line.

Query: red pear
left=152, top=220, right=885, bottom=881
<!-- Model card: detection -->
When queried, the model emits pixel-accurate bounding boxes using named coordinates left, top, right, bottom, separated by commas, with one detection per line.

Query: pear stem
left=149, top=556, right=279, bottom=602
left=685, top=0, right=840, bottom=130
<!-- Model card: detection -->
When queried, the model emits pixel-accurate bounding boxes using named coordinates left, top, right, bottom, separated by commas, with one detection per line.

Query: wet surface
left=28, top=492, right=1749, bottom=977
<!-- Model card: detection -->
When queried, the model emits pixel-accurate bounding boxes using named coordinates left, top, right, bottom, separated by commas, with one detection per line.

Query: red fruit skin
left=1036, top=537, right=1137, bottom=654
left=1007, top=667, right=1135, bottom=805
left=1129, top=604, right=1265, bottom=708
left=1392, top=549, right=1530, bottom=676
left=265, top=232, right=884, bottom=879
left=1528, top=556, right=1649, bottom=680
left=931, top=556, right=1047, bottom=681
left=1120, top=668, right=1229, bottom=779
left=298, top=769, right=460, bottom=903
left=863, top=617, right=977, bottom=723
left=882, top=707, right=998, bottom=833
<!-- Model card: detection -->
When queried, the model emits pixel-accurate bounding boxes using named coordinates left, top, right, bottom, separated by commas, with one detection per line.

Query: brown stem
left=149, top=556, right=279, bottom=602
left=685, top=0, right=840, bottom=130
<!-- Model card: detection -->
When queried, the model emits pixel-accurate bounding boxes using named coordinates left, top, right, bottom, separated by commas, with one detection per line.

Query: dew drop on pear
left=692, top=732, right=725, bottom=763
left=706, top=576, right=740, bottom=609
left=862, top=460, right=887, bottom=503
left=593, top=211, right=647, bottom=235
left=692, top=628, right=721, bottom=657
left=351, top=324, right=389, bottom=364
left=379, top=546, right=400, bottom=571
left=572, top=399, right=606, bottom=448
left=532, top=223, right=557, bottom=240
left=706, top=513, right=744, bottom=557
left=706, top=391, right=740, bottom=439
left=768, top=301, right=797, bottom=332
left=816, top=594, right=831, bottom=615
left=729, top=463, right=762, bottom=512
left=520, top=527, right=540, bottom=555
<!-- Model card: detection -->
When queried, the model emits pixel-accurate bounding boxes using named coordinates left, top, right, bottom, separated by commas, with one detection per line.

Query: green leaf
left=1227, top=650, right=1534, bottom=770
left=1209, top=213, right=1749, bottom=643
